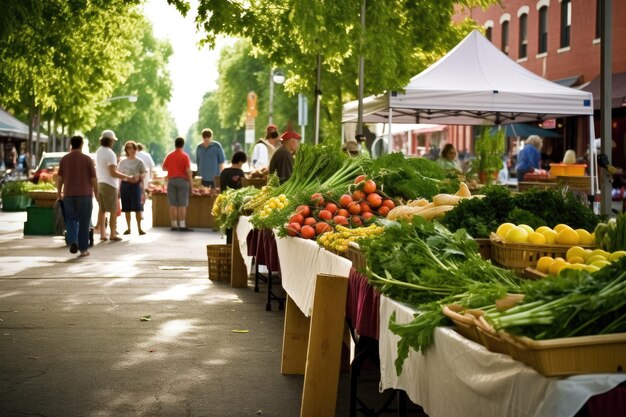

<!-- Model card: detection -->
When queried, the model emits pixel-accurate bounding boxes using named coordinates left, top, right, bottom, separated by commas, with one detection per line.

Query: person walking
left=251, top=124, right=280, bottom=170
left=163, top=137, right=194, bottom=231
left=196, top=128, right=225, bottom=189
left=269, top=129, right=301, bottom=183
left=117, top=141, right=146, bottom=235
left=56, top=135, right=98, bottom=257
left=95, top=129, right=136, bottom=241
left=515, top=134, right=543, bottom=184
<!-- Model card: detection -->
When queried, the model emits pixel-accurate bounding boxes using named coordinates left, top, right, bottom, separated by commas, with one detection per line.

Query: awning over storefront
left=0, top=107, right=48, bottom=143
left=582, top=71, right=626, bottom=109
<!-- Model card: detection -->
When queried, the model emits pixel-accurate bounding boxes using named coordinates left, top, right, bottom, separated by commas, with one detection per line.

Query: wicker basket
left=442, top=305, right=482, bottom=345
left=556, top=175, right=591, bottom=195
left=207, top=244, right=232, bottom=281
left=489, top=233, right=592, bottom=271
left=474, top=238, right=492, bottom=260
left=517, top=181, right=558, bottom=192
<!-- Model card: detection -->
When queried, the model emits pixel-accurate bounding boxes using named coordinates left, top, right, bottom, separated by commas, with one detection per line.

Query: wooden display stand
left=151, top=193, right=217, bottom=228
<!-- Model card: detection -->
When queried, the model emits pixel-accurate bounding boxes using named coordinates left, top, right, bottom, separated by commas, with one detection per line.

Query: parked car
left=32, top=151, right=96, bottom=183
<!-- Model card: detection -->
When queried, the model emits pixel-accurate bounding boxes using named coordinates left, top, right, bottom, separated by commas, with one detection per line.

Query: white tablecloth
left=235, top=216, right=254, bottom=275
left=379, top=296, right=626, bottom=417
left=276, top=236, right=352, bottom=317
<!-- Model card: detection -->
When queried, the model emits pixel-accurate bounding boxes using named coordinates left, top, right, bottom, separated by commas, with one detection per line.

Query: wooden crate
left=346, top=244, right=366, bottom=271
left=207, top=244, right=232, bottom=281
left=151, top=193, right=216, bottom=228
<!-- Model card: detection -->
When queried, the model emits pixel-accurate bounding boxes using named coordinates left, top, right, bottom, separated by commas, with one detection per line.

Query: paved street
left=0, top=201, right=308, bottom=417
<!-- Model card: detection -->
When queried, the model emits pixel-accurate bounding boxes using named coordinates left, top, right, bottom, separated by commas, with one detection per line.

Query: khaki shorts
left=98, top=182, right=118, bottom=213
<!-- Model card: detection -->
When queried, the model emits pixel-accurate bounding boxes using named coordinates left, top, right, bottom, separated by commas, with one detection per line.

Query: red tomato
left=377, top=205, right=390, bottom=217
left=382, top=199, right=396, bottom=209
left=347, top=201, right=361, bottom=215
left=336, top=208, right=350, bottom=218
left=339, top=194, right=353, bottom=208
left=366, top=192, right=382, bottom=208
left=318, top=209, right=333, bottom=221
left=296, top=205, right=311, bottom=217
left=362, top=180, right=377, bottom=194
left=352, top=190, right=365, bottom=201
left=333, top=215, right=349, bottom=226
left=325, top=202, right=338, bottom=215
left=359, top=201, right=372, bottom=213
left=350, top=216, right=363, bottom=227
left=310, top=193, right=325, bottom=206
left=361, top=212, right=375, bottom=221
left=287, top=222, right=301, bottom=237
left=354, top=174, right=367, bottom=184
left=315, top=222, right=333, bottom=235
left=300, top=225, right=316, bottom=239
left=289, top=214, right=304, bottom=225
left=304, top=217, right=317, bottom=226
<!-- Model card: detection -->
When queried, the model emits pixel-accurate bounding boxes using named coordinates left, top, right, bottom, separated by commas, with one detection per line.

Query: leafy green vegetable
left=369, top=152, right=459, bottom=200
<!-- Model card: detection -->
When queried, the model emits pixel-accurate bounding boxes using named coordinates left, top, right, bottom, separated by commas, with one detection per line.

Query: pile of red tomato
left=286, top=175, right=395, bottom=240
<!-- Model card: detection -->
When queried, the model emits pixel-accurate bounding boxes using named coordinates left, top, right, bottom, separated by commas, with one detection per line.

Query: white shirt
left=136, top=150, right=155, bottom=189
left=251, top=140, right=273, bottom=169
left=96, top=146, right=119, bottom=188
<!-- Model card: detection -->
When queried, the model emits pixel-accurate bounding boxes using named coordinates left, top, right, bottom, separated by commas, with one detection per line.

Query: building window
left=501, top=20, right=510, bottom=54
left=486, top=26, right=492, bottom=41
left=538, top=6, right=548, bottom=54
left=560, top=0, right=571, bottom=48
left=519, top=13, right=528, bottom=58
left=595, top=0, right=601, bottom=39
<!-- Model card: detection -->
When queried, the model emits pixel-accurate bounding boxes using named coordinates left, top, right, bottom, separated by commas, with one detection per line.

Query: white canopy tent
left=342, top=29, right=597, bottom=192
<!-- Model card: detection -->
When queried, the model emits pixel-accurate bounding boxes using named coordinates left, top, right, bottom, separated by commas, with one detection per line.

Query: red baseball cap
left=280, top=130, right=302, bottom=141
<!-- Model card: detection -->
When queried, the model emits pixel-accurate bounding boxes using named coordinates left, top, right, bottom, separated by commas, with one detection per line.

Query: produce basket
left=501, top=332, right=626, bottom=377
left=346, top=243, right=366, bottom=271
left=517, top=181, right=558, bottom=192
left=442, top=305, right=482, bottom=345
left=242, top=177, right=267, bottom=189
left=523, top=267, right=547, bottom=280
left=556, top=175, right=591, bottom=195
left=475, top=314, right=510, bottom=354
left=474, top=238, right=492, bottom=260
left=206, top=244, right=232, bottom=281
left=28, top=191, right=57, bottom=208
left=489, top=233, right=592, bottom=271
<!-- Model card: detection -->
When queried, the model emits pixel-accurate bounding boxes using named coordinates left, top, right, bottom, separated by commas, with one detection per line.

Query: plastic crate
left=502, top=332, right=626, bottom=377
left=549, top=163, right=587, bottom=177
left=207, top=244, right=231, bottom=281
left=489, top=233, right=592, bottom=271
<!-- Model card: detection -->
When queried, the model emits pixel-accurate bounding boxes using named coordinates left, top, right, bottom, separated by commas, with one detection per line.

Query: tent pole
left=357, top=0, right=366, bottom=136
left=599, top=0, right=612, bottom=215
left=314, top=53, right=322, bottom=145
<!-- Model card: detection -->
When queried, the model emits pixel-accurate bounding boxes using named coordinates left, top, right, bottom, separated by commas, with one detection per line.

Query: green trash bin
left=24, top=206, right=55, bottom=235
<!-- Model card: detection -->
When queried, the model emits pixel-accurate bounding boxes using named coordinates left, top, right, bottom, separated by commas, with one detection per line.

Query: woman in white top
left=117, top=141, right=146, bottom=235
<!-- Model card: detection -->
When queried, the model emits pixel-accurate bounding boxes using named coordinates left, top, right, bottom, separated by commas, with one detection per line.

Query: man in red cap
left=269, top=129, right=301, bottom=183
left=251, top=124, right=279, bottom=170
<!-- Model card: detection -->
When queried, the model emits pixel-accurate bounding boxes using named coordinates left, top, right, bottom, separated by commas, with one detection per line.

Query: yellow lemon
left=567, top=256, right=585, bottom=265
left=496, top=223, right=517, bottom=239
left=584, top=249, right=593, bottom=259
left=591, top=260, right=611, bottom=269
left=541, top=229, right=558, bottom=244
left=566, top=246, right=587, bottom=261
left=527, top=232, right=546, bottom=245
left=518, top=224, right=535, bottom=234
left=589, top=249, right=611, bottom=260
left=554, top=223, right=574, bottom=233
left=609, top=251, right=626, bottom=262
left=536, top=256, right=554, bottom=273
left=549, top=259, right=569, bottom=276
left=556, top=228, right=580, bottom=246
left=535, top=226, right=552, bottom=234
left=586, top=255, right=608, bottom=265
left=584, top=265, right=600, bottom=273
left=505, top=226, right=529, bottom=243
left=575, top=229, right=594, bottom=246
left=563, top=263, right=586, bottom=271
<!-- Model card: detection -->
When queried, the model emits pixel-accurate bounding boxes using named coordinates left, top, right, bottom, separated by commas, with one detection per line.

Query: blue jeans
left=63, top=196, right=93, bottom=252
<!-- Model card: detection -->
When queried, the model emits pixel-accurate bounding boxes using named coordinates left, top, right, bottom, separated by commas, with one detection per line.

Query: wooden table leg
left=230, top=224, right=248, bottom=288
left=281, top=296, right=309, bottom=375
left=300, top=273, right=349, bottom=417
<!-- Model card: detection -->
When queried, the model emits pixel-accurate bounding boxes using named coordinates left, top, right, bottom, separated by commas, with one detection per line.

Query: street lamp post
left=268, top=69, right=285, bottom=125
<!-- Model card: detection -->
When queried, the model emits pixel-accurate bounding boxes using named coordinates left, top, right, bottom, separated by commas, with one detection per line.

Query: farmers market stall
left=151, top=192, right=217, bottom=228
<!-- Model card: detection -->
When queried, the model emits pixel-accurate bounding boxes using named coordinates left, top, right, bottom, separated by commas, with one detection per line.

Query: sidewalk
left=0, top=200, right=313, bottom=417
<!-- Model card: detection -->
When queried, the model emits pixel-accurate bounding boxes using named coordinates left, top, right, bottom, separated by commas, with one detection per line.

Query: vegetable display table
left=151, top=192, right=216, bottom=228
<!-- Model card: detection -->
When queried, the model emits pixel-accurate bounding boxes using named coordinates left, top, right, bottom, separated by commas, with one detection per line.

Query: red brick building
left=454, top=0, right=626, bottom=169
